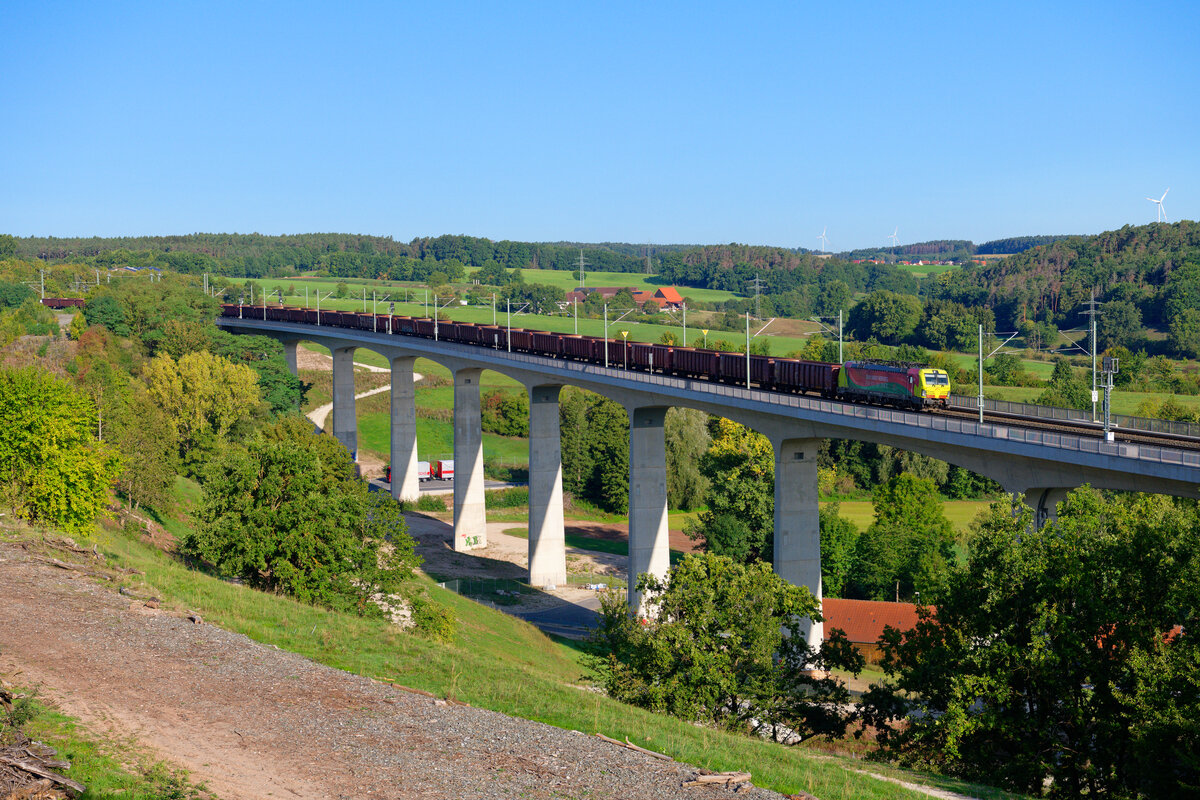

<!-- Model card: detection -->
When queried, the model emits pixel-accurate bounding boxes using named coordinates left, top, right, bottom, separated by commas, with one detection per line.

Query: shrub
left=484, top=487, right=528, bottom=508
left=410, top=594, right=457, bottom=641
left=414, top=494, right=447, bottom=512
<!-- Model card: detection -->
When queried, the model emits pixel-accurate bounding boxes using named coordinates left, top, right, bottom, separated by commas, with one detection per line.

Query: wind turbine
left=818, top=227, right=830, bottom=253
left=1147, top=189, right=1169, bottom=222
left=888, top=226, right=899, bottom=247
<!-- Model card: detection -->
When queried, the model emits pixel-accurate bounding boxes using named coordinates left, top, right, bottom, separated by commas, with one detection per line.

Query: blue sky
left=3, top=1, right=1197, bottom=251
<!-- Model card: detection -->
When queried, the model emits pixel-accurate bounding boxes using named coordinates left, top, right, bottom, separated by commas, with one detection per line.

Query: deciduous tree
left=0, top=367, right=121, bottom=535
left=862, top=489, right=1200, bottom=798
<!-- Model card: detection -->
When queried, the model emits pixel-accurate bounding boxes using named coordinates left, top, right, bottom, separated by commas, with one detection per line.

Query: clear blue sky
left=3, top=1, right=1197, bottom=251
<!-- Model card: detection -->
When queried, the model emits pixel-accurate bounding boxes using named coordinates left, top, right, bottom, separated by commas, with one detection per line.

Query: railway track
left=942, top=403, right=1200, bottom=451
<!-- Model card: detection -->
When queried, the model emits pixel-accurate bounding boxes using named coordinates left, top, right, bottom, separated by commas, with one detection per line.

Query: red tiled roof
left=656, top=287, right=684, bottom=303
left=822, top=598, right=922, bottom=644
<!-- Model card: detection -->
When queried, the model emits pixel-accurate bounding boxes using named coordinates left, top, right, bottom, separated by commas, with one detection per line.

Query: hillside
left=929, top=221, right=1200, bottom=347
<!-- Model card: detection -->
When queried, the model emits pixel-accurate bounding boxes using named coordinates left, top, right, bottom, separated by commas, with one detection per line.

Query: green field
left=978, top=385, right=1200, bottom=416
left=468, top=267, right=742, bottom=305
left=894, top=263, right=961, bottom=277
left=241, top=277, right=813, bottom=355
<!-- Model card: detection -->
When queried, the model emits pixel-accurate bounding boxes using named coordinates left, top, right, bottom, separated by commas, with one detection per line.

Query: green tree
left=1168, top=307, right=1200, bottom=358
left=863, top=489, right=1200, bottom=798
left=1036, top=357, right=1090, bottom=410
left=207, top=330, right=302, bottom=417
left=0, top=280, right=34, bottom=309
left=141, top=350, right=262, bottom=468
left=686, top=418, right=774, bottom=563
left=664, top=408, right=710, bottom=511
left=586, top=398, right=629, bottom=513
left=1098, top=300, right=1143, bottom=350
left=847, top=290, right=923, bottom=345
left=819, top=503, right=859, bottom=598
left=0, top=367, right=122, bottom=535
left=334, top=281, right=350, bottom=299
left=848, top=474, right=954, bottom=601
left=558, top=387, right=593, bottom=497
left=83, top=294, right=129, bottom=336
left=815, top=279, right=851, bottom=317
left=184, top=417, right=419, bottom=616
left=481, top=389, right=529, bottom=437
left=591, top=553, right=863, bottom=742
left=110, top=390, right=179, bottom=512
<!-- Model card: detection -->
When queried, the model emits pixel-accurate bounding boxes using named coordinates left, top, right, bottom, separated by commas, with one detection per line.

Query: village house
left=563, top=286, right=685, bottom=309
left=822, top=598, right=922, bottom=664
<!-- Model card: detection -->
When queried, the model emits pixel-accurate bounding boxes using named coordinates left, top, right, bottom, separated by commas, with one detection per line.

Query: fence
left=949, top=393, right=1200, bottom=439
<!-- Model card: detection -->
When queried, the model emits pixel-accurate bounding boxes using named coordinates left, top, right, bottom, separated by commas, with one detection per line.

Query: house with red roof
left=822, top=598, right=923, bottom=664
left=565, top=286, right=685, bottom=310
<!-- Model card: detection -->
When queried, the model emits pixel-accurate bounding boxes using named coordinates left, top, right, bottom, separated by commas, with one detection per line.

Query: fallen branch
left=593, top=733, right=673, bottom=761
left=683, top=771, right=752, bottom=787
left=0, top=753, right=86, bottom=795
left=33, top=557, right=113, bottom=581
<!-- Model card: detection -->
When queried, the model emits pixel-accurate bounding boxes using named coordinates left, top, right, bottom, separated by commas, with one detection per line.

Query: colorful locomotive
left=837, top=361, right=951, bottom=410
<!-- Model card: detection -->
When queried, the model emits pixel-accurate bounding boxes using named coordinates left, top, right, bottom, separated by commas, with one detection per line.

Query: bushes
left=413, top=494, right=447, bottom=512
left=484, top=487, right=528, bottom=508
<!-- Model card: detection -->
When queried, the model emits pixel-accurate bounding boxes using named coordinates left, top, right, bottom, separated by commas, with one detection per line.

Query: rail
left=218, top=316, right=1200, bottom=473
left=949, top=393, right=1200, bottom=439
left=487, top=348, right=1200, bottom=471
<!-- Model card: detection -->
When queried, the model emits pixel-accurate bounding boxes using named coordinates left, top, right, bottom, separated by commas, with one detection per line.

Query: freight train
left=220, top=303, right=952, bottom=411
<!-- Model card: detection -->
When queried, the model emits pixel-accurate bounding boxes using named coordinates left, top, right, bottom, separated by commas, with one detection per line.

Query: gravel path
left=0, top=544, right=787, bottom=800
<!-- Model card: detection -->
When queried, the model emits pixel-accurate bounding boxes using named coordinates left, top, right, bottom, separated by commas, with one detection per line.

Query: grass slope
left=80, top=485, right=1024, bottom=800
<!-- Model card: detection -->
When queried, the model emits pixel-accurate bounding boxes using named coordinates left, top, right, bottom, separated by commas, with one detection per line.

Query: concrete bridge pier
left=331, top=346, right=358, bottom=460
left=281, top=340, right=299, bottom=376
left=773, top=437, right=823, bottom=653
left=527, top=385, right=566, bottom=587
left=1023, top=486, right=1072, bottom=528
left=390, top=356, right=420, bottom=503
left=627, top=406, right=671, bottom=616
left=453, top=368, right=487, bottom=551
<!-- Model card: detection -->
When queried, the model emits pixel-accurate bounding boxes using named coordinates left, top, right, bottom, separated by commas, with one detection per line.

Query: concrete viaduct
left=218, top=316, right=1200, bottom=650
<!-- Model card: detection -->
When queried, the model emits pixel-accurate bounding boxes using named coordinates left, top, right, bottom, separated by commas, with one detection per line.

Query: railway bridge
left=217, top=315, right=1200, bottom=648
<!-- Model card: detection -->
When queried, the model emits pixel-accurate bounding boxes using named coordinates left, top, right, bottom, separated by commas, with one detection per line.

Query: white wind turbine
left=888, top=226, right=899, bottom=247
left=1147, top=189, right=1169, bottom=222
left=818, top=227, right=830, bottom=253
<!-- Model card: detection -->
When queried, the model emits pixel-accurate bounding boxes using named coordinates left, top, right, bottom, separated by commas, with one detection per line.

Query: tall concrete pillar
left=331, top=346, right=357, bottom=460
left=281, top=340, right=299, bottom=376
left=627, top=406, right=670, bottom=615
left=390, top=356, right=420, bottom=503
left=453, top=368, right=487, bottom=551
left=1023, top=487, right=1071, bottom=529
left=528, top=384, right=566, bottom=587
left=773, top=437, right=823, bottom=653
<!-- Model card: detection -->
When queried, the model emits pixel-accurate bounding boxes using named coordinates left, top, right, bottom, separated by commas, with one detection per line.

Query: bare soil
left=0, top=542, right=783, bottom=800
